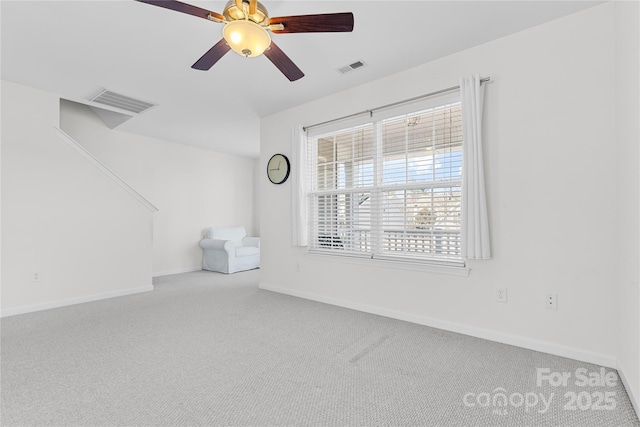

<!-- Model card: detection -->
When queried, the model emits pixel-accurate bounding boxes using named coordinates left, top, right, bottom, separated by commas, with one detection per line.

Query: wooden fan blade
left=268, top=12, right=354, bottom=33
left=263, top=41, right=304, bottom=81
left=249, top=0, right=257, bottom=15
left=135, top=0, right=224, bottom=21
left=235, top=0, right=243, bottom=11
left=191, top=39, right=231, bottom=70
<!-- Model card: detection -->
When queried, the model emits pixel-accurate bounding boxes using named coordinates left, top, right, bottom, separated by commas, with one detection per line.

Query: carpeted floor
left=1, top=270, right=638, bottom=426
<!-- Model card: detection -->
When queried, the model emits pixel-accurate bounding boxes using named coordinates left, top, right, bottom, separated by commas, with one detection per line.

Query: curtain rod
left=303, top=77, right=490, bottom=132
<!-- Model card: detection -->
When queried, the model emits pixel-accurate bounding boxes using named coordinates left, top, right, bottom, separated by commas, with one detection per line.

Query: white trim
left=0, top=285, right=154, bottom=318
left=153, top=267, right=202, bottom=277
left=306, top=252, right=470, bottom=276
left=258, top=282, right=616, bottom=368
left=617, top=359, right=640, bottom=418
left=53, top=127, right=159, bottom=213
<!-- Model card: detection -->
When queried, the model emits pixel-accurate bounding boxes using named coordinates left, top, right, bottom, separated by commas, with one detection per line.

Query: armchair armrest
left=199, top=239, right=235, bottom=253
left=242, top=236, right=260, bottom=248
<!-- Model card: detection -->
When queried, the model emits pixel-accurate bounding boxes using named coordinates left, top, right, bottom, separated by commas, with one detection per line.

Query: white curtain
left=460, top=75, right=491, bottom=259
left=291, top=124, right=308, bottom=246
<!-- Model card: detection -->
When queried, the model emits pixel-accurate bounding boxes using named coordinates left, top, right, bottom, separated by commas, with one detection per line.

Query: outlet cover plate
left=546, top=293, right=558, bottom=310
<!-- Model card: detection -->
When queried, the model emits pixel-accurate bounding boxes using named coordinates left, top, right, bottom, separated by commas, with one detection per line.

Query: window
left=307, top=95, right=463, bottom=265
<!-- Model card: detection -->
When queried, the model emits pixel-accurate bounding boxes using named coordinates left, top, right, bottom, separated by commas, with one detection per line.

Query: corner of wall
left=614, top=0, right=640, bottom=414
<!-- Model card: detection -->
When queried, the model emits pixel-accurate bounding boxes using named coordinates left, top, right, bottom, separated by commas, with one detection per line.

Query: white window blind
left=307, top=95, right=464, bottom=265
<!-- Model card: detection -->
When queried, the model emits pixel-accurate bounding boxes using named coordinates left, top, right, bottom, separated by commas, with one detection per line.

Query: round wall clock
left=267, top=154, right=290, bottom=184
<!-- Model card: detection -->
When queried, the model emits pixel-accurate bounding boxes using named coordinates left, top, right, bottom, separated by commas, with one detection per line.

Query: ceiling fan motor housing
left=223, top=0, right=269, bottom=24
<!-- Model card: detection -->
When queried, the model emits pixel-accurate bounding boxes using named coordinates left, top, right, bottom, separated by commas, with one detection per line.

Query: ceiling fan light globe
left=223, top=20, right=271, bottom=58
left=229, top=32, right=242, bottom=44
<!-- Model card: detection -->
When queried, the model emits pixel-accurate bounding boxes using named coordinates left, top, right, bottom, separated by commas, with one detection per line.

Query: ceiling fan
left=135, top=0, right=354, bottom=81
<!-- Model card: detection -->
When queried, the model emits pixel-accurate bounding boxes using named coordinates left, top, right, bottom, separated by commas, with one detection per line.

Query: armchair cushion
left=236, top=246, right=260, bottom=257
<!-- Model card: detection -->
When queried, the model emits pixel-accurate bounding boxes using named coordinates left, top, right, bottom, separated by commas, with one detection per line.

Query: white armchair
left=199, top=226, right=260, bottom=274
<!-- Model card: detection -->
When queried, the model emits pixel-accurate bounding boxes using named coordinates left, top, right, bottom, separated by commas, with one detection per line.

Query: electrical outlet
left=546, top=293, right=558, bottom=310
left=495, top=286, right=507, bottom=303
left=32, top=272, right=42, bottom=283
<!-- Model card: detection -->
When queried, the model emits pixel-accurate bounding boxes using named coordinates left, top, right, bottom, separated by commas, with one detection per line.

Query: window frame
left=305, top=92, right=467, bottom=270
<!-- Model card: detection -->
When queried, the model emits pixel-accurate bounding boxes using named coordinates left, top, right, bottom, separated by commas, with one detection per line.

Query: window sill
left=306, top=252, right=470, bottom=277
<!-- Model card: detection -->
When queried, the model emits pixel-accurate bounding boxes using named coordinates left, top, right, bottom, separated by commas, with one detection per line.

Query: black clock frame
left=267, top=154, right=291, bottom=184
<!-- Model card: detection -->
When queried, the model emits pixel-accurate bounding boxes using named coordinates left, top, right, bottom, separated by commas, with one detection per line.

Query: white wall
left=253, top=158, right=262, bottom=237
left=59, top=101, right=258, bottom=276
left=260, top=3, right=624, bottom=367
left=614, top=0, right=640, bottom=409
left=1, top=81, right=154, bottom=315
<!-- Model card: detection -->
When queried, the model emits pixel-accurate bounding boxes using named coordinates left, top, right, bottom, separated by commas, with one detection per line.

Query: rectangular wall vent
left=338, top=60, right=366, bottom=74
left=89, top=90, right=156, bottom=114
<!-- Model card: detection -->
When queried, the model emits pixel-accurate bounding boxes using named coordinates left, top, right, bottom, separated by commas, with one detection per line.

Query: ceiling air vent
left=89, top=90, right=156, bottom=114
left=338, top=60, right=365, bottom=74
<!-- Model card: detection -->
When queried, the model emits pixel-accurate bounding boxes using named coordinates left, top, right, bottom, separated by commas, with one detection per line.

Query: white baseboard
left=259, top=282, right=617, bottom=369
left=0, top=285, right=154, bottom=318
left=153, top=267, right=201, bottom=277
left=617, top=359, right=640, bottom=418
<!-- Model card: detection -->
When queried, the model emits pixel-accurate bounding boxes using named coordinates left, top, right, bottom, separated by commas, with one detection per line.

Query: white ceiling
left=1, top=0, right=602, bottom=158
